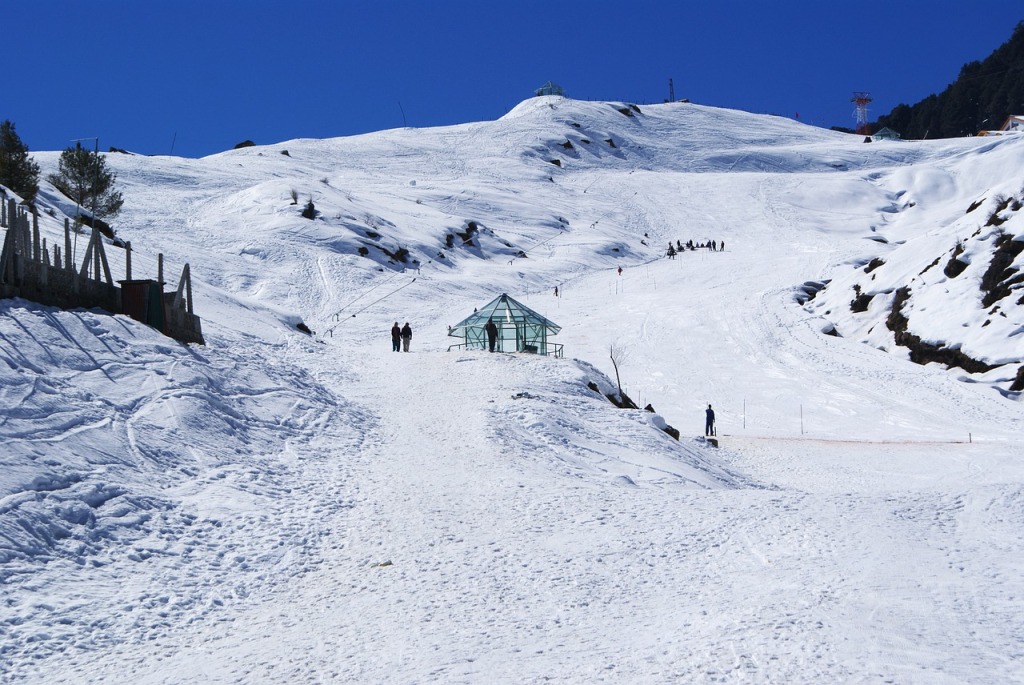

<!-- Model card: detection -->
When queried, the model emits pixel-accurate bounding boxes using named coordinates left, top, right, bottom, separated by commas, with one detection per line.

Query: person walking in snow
left=485, top=318, right=498, bottom=353
left=705, top=404, right=716, bottom=436
left=391, top=322, right=401, bottom=352
left=401, top=322, right=413, bottom=352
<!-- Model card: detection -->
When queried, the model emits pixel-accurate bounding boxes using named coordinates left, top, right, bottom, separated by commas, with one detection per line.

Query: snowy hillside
left=2, top=98, right=1023, bottom=683
left=806, top=136, right=1024, bottom=391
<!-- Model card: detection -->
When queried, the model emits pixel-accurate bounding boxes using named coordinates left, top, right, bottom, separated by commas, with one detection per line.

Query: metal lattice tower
left=851, top=91, right=873, bottom=135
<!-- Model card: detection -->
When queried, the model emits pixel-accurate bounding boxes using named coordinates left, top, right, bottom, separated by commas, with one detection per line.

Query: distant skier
left=705, top=404, right=716, bottom=436
left=401, top=322, right=413, bottom=352
left=391, top=322, right=401, bottom=352
left=485, top=318, right=498, bottom=353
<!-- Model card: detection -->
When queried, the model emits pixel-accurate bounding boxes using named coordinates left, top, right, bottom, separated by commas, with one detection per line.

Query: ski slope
left=2, top=98, right=1023, bottom=683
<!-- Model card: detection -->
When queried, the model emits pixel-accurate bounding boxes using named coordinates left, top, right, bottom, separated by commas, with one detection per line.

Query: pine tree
left=0, top=120, right=41, bottom=205
left=48, top=142, right=124, bottom=220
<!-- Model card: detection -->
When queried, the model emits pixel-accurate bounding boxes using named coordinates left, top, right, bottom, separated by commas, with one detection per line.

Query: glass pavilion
left=534, top=81, right=565, bottom=97
left=447, top=293, right=563, bottom=357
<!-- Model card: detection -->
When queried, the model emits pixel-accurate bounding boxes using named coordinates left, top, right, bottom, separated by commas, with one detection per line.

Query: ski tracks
left=0, top=308, right=367, bottom=680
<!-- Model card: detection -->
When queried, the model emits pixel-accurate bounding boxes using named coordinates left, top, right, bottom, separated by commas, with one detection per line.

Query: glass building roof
left=448, top=293, right=562, bottom=356
left=448, top=293, right=561, bottom=336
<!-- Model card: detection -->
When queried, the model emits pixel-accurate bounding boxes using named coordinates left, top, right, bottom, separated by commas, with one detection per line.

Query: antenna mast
left=851, top=91, right=873, bottom=135
left=668, top=78, right=675, bottom=103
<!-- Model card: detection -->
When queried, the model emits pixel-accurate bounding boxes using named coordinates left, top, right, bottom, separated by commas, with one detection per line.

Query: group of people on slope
left=390, top=319, right=501, bottom=353
left=667, top=239, right=725, bottom=258
left=390, top=322, right=413, bottom=352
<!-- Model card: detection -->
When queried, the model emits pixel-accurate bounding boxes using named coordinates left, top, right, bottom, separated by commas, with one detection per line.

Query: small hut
left=872, top=126, right=902, bottom=141
left=448, top=293, right=562, bottom=357
left=534, top=81, right=565, bottom=97
left=999, top=115, right=1024, bottom=132
left=978, top=115, right=1024, bottom=136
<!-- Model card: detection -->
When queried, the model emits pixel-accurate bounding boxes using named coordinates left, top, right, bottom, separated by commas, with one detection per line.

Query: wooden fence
left=0, top=199, right=204, bottom=345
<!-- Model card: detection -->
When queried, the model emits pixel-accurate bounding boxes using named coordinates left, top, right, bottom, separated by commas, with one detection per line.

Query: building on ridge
left=534, top=81, right=565, bottom=97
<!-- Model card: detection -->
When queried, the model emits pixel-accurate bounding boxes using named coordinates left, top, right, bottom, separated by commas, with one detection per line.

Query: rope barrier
left=323, top=270, right=402, bottom=322
left=321, top=276, right=418, bottom=338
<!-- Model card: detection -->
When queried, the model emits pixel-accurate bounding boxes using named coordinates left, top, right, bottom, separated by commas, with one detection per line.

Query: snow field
left=3, top=98, right=1024, bottom=683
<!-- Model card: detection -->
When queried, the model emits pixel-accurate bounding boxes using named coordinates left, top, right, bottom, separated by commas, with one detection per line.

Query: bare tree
left=609, top=342, right=630, bottom=400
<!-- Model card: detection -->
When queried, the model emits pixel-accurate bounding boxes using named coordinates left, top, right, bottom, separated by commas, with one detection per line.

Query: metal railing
left=446, top=341, right=563, bottom=358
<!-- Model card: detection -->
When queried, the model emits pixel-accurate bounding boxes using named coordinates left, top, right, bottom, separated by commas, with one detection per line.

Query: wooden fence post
left=41, top=237, right=48, bottom=285
left=64, top=218, right=72, bottom=270
left=92, top=230, right=101, bottom=282
left=95, top=230, right=112, bottom=284
left=32, top=212, right=41, bottom=263
left=79, top=230, right=94, bottom=279
left=184, top=264, right=193, bottom=315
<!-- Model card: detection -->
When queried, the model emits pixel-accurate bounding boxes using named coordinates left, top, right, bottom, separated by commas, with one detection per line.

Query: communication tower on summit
left=851, top=91, right=873, bottom=135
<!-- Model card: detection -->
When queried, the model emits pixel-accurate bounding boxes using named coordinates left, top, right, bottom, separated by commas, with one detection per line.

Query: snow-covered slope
left=3, top=98, right=1023, bottom=683
left=805, top=135, right=1024, bottom=388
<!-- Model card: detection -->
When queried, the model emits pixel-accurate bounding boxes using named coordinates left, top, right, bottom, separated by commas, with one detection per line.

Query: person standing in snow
left=391, top=322, right=401, bottom=352
left=485, top=318, right=498, bottom=353
left=401, top=322, right=412, bottom=352
left=705, top=404, right=716, bottom=436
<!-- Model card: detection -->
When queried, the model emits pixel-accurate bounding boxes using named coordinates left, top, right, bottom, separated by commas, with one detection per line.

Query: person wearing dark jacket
left=391, top=322, right=401, bottom=352
left=485, top=319, right=498, bottom=352
left=401, top=322, right=413, bottom=352
left=705, top=404, right=716, bottom=436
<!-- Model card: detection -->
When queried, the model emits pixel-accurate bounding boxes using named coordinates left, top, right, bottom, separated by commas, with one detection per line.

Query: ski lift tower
left=851, top=91, right=873, bottom=135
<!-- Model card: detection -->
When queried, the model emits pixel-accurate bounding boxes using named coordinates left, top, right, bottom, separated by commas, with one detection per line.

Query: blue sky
left=6, top=1, right=1022, bottom=158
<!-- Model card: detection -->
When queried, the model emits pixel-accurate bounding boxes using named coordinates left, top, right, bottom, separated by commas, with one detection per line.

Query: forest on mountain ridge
left=872, top=21, right=1024, bottom=138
